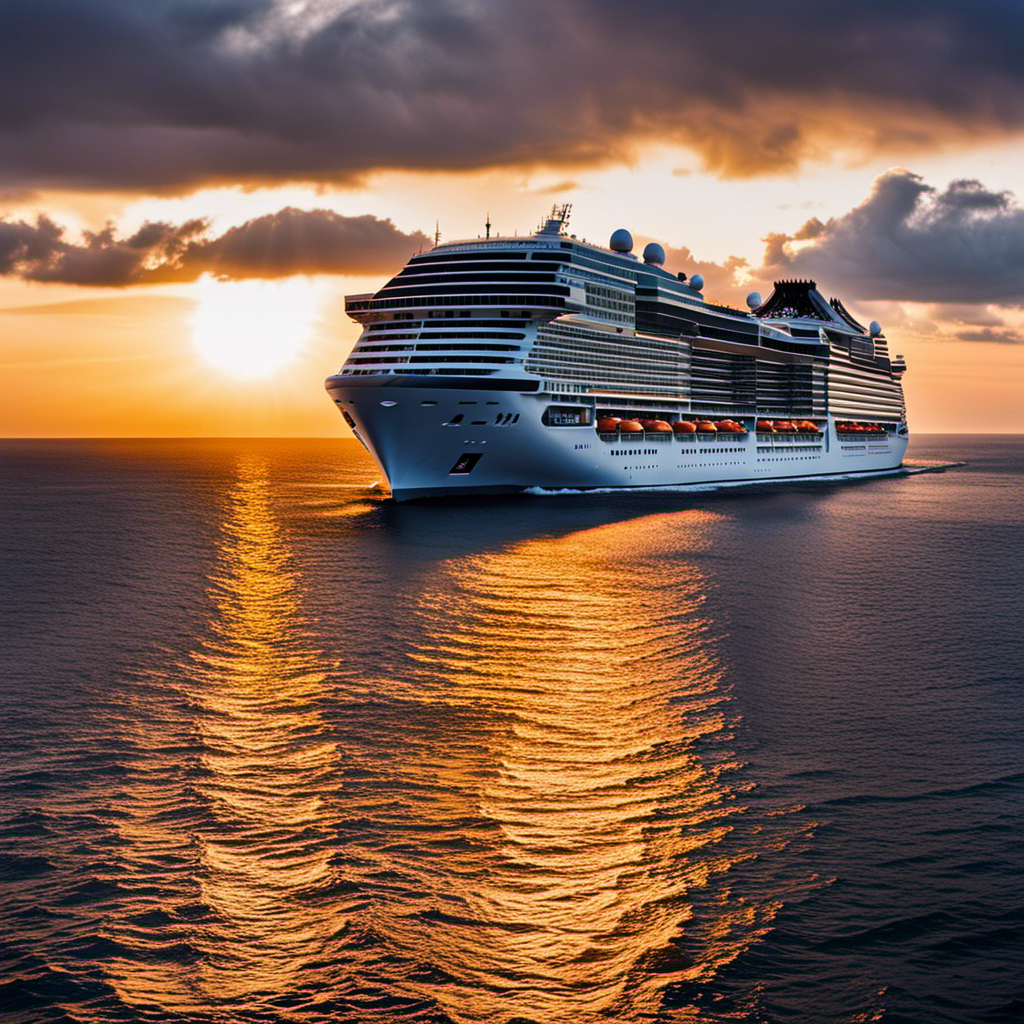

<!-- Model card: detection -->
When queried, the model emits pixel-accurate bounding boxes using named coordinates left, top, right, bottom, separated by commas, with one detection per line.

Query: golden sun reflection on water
left=103, top=494, right=804, bottom=1023
left=382, top=512, right=785, bottom=1023
left=108, top=453, right=340, bottom=1015
left=188, top=455, right=339, bottom=1001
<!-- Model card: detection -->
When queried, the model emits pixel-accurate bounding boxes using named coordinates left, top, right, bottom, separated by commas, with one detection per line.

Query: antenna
left=537, top=203, right=573, bottom=236
left=434, top=221, right=441, bottom=247
left=485, top=212, right=491, bottom=240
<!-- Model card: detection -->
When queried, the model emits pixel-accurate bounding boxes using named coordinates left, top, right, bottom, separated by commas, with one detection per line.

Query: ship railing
left=756, top=431, right=824, bottom=442
left=597, top=430, right=685, bottom=443
left=598, top=430, right=759, bottom=444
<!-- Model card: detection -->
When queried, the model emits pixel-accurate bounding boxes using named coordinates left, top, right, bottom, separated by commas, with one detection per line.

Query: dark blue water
left=1, top=435, right=1021, bottom=1024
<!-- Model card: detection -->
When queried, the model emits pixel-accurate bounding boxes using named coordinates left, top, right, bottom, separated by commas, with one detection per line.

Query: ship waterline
left=326, top=208, right=908, bottom=500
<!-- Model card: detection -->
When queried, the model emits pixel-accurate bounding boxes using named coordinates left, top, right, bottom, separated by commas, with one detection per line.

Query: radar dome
left=609, top=228, right=633, bottom=253
left=746, top=291, right=762, bottom=310
left=869, top=320, right=882, bottom=338
left=642, top=242, right=666, bottom=265
left=689, top=273, right=704, bottom=291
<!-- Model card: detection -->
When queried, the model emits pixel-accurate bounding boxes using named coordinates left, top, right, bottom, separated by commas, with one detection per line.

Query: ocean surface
left=1, top=434, right=1021, bottom=1024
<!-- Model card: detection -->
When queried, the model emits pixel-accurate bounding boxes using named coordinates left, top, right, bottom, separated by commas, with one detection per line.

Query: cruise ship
left=326, top=206, right=908, bottom=500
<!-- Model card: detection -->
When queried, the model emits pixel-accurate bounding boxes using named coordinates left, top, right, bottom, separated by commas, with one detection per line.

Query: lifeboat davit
left=672, top=420, right=697, bottom=434
left=695, top=420, right=717, bottom=432
left=641, top=419, right=673, bottom=433
left=618, top=419, right=644, bottom=433
left=597, top=417, right=621, bottom=432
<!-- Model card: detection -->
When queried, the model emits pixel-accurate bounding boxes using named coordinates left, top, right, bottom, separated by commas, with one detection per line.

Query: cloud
left=954, top=327, right=1024, bottom=344
left=760, top=168, right=1024, bottom=306
left=533, top=181, right=580, bottom=195
left=0, top=208, right=429, bottom=285
left=2, top=0, right=1024, bottom=191
left=634, top=237, right=751, bottom=309
left=934, top=303, right=1008, bottom=328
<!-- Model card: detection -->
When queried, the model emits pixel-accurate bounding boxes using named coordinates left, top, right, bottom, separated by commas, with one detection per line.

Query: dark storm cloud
left=181, top=208, right=431, bottom=279
left=2, top=0, right=1024, bottom=190
left=0, top=215, right=209, bottom=285
left=760, top=169, right=1024, bottom=306
left=0, top=208, right=429, bottom=284
left=955, top=327, right=1024, bottom=344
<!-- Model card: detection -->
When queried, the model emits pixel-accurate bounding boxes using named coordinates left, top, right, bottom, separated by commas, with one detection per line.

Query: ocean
left=1, top=434, right=1021, bottom=1024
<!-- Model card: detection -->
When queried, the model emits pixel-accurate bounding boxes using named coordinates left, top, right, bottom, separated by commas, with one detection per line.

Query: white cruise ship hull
left=326, top=377, right=908, bottom=501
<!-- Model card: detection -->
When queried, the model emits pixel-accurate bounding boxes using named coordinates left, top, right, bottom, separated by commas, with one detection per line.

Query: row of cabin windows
left=349, top=294, right=565, bottom=311
left=341, top=367, right=498, bottom=376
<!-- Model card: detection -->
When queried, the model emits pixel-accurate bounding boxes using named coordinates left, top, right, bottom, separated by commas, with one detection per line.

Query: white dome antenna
left=746, top=291, right=762, bottom=310
left=609, top=229, right=633, bottom=253
left=689, top=273, right=704, bottom=291
left=642, top=242, right=666, bottom=265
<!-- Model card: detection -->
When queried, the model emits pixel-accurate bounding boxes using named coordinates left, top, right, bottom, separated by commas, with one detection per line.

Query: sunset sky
left=2, top=0, right=1023, bottom=436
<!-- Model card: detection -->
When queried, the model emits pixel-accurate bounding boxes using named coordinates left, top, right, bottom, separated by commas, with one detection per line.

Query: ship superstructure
left=326, top=207, right=908, bottom=499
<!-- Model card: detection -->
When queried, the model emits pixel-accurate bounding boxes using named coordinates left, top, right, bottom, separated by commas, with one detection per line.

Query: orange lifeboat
left=695, top=420, right=717, bottom=432
left=641, top=419, right=673, bottom=433
left=756, top=419, right=775, bottom=432
left=672, top=420, right=697, bottom=434
left=795, top=420, right=819, bottom=433
left=597, top=417, right=621, bottom=432
left=774, top=420, right=797, bottom=432
left=715, top=419, right=745, bottom=433
left=618, top=419, right=644, bottom=433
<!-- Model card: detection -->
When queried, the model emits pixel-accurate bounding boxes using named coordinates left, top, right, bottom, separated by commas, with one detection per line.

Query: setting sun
left=189, top=276, right=322, bottom=381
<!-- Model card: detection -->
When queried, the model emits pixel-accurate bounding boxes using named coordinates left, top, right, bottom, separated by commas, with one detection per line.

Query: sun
left=189, top=275, right=322, bottom=380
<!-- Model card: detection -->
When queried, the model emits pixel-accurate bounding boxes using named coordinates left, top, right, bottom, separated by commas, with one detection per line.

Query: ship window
left=542, top=405, right=593, bottom=427
left=446, top=414, right=464, bottom=425
left=511, top=414, right=520, bottom=423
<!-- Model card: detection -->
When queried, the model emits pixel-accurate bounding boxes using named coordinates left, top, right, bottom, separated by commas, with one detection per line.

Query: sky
left=2, top=0, right=1023, bottom=436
